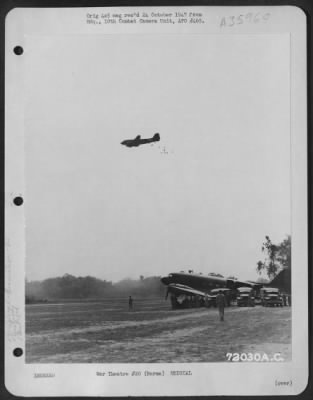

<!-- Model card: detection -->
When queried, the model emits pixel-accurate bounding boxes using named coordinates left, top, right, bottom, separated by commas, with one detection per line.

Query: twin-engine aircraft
left=121, top=133, right=160, bottom=148
left=160, top=270, right=289, bottom=309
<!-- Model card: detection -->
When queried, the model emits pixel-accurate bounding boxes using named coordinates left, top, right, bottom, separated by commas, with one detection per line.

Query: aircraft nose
left=161, top=276, right=171, bottom=285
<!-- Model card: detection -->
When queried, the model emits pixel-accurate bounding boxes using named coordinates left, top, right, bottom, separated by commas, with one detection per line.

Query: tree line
left=26, top=274, right=165, bottom=303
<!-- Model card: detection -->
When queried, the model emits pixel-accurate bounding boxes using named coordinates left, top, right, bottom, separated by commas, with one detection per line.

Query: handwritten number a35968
left=220, top=13, right=271, bottom=28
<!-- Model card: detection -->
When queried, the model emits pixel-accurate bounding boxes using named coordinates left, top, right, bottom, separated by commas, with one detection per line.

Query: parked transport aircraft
left=160, top=269, right=290, bottom=309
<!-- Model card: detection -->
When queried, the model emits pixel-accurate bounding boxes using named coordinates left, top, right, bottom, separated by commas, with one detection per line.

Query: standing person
left=128, top=296, right=133, bottom=311
left=216, top=290, right=226, bottom=321
left=282, top=293, right=286, bottom=306
left=204, top=293, right=209, bottom=308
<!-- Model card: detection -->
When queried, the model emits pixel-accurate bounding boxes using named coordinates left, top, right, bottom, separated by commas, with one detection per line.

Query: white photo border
left=4, top=5, right=308, bottom=396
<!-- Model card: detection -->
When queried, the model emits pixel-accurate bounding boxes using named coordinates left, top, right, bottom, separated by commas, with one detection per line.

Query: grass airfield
left=26, top=297, right=291, bottom=363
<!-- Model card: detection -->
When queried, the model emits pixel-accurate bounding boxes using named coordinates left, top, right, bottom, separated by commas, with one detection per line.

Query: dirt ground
left=26, top=297, right=291, bottom=363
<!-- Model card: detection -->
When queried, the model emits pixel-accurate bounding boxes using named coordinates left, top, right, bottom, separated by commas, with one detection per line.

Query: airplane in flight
left=160, top=269, right=289, bottom=309
left=121, top=133, right=160, bottom=148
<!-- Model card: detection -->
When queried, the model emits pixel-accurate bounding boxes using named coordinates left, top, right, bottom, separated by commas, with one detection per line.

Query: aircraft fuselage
left=121, top=133, right=160, bottom=148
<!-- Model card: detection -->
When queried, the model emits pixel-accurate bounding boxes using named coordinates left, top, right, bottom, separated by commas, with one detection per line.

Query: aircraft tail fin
left=153, top=133, right=160, bottom=141
left=268, top=268, right=291, bottom=293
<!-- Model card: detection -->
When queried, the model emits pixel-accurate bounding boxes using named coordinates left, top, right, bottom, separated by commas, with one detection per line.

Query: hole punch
left=13, top=196, right=24, bottom=206
left=13, top=348, right=23, bottom=357
left=13, top=46, right=23, bottom=55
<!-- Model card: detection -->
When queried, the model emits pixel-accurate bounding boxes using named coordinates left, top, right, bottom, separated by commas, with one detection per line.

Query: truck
left=236, top=287, right=255, bottom=307
left=260, top=287, right=284, bottom=307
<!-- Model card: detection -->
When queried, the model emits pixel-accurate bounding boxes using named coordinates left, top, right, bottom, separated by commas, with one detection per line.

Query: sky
left=24, top=33, right=290, bottom=282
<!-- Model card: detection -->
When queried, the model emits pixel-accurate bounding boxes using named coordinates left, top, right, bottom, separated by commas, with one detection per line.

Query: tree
left=256, top=235, right=291, bottom=279
left=276, top=235, right=291, bottom=269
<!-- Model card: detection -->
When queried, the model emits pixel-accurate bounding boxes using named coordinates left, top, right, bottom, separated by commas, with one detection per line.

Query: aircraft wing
left=167, top=283, right=208, bottom=297
left=230, top=279, right=255, bottom=288
left=245, top=280, right=263, bottom=286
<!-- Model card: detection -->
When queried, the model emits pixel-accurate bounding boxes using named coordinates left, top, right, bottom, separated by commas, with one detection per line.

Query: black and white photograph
left=5, top=6, right=308, bottom=396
